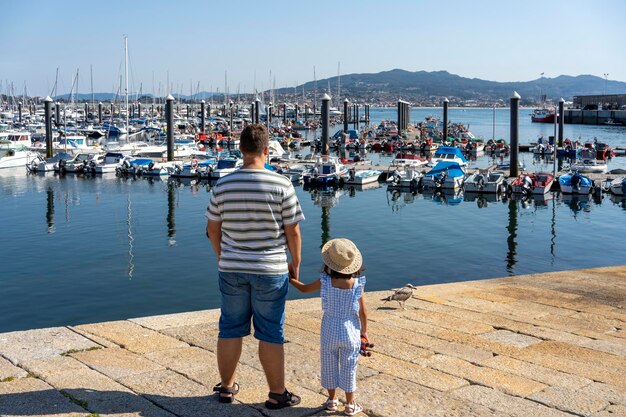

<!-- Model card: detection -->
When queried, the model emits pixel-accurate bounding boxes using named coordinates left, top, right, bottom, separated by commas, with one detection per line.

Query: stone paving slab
left=0, top=327, right=98, bottom=364
left=74, top=320, right=189, bottom=354
left=0, top=264, right=625, bottom=417
left=70, top=347, right=165, bottom=381
left=425, top=354, right=547, bottom=397
left=0, top=357, right=27, bottom=381
left=451, top=384, right=576, bottom=417
left=0, top=377, right=86, bottom=416
left=528, top=386, right=610, bottom=416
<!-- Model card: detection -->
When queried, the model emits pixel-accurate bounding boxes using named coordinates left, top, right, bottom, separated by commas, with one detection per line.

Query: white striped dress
left=206, top=169, right=305, bottom=275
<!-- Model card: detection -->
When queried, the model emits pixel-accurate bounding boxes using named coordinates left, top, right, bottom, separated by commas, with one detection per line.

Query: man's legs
left=217, top=337, right=243, bottom=390
left=259, top=340, right=285, bottom=399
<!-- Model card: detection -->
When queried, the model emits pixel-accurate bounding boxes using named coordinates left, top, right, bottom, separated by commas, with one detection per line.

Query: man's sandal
left=325, top=398, right=339, bottom=411
left=213, top=382, right=239, bottom=403
left=344, top=402, right=363, bottom=416
left=265, top=389, right=301, bottom=409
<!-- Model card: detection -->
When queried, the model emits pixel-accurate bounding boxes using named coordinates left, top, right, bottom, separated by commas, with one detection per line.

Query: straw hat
left=321, top=238, right=362, bottom=274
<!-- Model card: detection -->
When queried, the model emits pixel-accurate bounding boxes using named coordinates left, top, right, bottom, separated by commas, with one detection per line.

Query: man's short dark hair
left=240, top=124, right=269, bottom=155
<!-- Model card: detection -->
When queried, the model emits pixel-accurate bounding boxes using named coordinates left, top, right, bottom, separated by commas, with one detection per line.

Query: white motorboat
left=87, top=152, right=128, bottom=174
left=386, top=165, right=423, bottom=189
left=55, top=153, right=99, bottom=174
left=464, top=170, right=506, bottom=193
left=608, top=177, right=626, bottom=196
left=0, top=131, right=37, bottom=169
left=303, top=155, right=348, bottom=186
left=422, top=161, right=466, bottom=190
left=211, top=155, right=243, bottom=179
left=27, top=152, right=73, bottom=173
left=343, top=169, right=382, bottom=185
left=570, top=158, right=608, bottom=174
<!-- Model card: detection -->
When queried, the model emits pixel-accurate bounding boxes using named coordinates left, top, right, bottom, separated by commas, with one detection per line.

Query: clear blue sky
left=2, top=0, right=625, bottom=97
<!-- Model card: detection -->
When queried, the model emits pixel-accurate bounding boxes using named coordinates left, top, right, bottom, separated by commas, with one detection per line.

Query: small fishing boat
left=343, top=168, right=382, bottom=185
left=464, top=170, right=506, bottom=193
left=422, top=161, right=466, bottom=190
left=172, top=158, right=217, bottom=178
left=86, top=152, right=128, bottom=174
left=428, top=146, right=468, bottom=167
left=0, top=131, right=37, bottom=169
left=386, top=164, right=423, bottom=189
left=559, top=171, right=593, bottom=194
left=510, top=172, right=555, bottom=195
left=210, top=156, right=243, bottom=179
left=55, top=153, right=98, bottom=174
left=531, top=108, right=556, bottom=123
left=303, top=155, right=348, bottom=186
left=608, top=177, right=626, bottom=196
left=570, top=158, right=608, bottom=174
left=27, top=152, right=73, bottom=173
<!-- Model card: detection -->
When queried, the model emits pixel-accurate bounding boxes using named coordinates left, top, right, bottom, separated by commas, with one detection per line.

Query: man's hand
left=288, top=261, right=300, bottom=281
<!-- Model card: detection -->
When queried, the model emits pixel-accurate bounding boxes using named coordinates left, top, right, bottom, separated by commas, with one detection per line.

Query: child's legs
left=338, top=344, right=359, bottom=394
left=320, top=343, right=339, bottom=390
left=327, top=388, right=336, bottom=400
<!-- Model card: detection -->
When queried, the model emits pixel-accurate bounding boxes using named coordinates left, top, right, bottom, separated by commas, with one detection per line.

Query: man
left=206, top=124, right=304, bottom=409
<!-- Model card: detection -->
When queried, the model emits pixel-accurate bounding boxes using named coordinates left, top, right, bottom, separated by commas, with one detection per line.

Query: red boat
left=511, top=172, right=555, bottom=195
left=531, top=108, right=556, bottom=123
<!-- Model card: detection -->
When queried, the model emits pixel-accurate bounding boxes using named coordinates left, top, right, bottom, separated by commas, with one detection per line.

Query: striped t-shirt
left=206, top=169, right=305, bottom=275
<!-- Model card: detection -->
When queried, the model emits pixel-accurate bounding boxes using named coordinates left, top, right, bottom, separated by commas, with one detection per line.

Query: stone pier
left=1, top=265, right=625, bottom=416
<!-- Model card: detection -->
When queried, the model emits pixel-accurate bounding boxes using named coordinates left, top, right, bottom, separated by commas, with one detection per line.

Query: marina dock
left=1, top=265, right=625, bottom=416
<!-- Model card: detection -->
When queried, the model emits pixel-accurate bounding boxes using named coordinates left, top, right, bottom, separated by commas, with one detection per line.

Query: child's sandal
left=344, top=402, right=363, bottom=416
left=325, top=398, right=339, bottom=411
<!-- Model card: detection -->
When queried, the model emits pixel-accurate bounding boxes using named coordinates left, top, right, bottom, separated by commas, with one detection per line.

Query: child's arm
left=358, top=291, right=368, bottom=339
left=289, top=277, right=321, bottom=293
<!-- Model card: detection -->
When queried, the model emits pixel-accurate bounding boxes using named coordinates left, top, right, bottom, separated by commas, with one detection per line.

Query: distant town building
left=573, top=94, right=626, bottom=110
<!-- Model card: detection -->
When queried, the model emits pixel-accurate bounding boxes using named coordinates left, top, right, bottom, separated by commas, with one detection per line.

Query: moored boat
left=422, top=161, right=466, bottom=190
left=608, top=177, right=626, bottom=196
left=511, top=172, right=555, bottom=195
left=558, top=171, right=593, bottom=194
left=303, top=155, right=348, bottom=186
left=464, top=170, right=506, bottom=193
left=343, top=169, right=382, bottom=185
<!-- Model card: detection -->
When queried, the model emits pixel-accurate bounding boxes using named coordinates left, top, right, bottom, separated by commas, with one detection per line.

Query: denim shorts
left=218, top=271, right=289, bottom=344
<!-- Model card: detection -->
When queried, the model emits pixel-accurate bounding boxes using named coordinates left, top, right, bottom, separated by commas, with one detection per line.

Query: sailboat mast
left=337, top=61, right=341, bottom=102
left=313, top=66, right=317, bottom=112
left=124, top=35, right=129, bottom=133
left=90, top=64, right=94, bottom=109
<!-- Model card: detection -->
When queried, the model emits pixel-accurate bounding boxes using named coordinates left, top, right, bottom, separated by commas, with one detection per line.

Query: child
left=289, top=238, right=368, bottom=416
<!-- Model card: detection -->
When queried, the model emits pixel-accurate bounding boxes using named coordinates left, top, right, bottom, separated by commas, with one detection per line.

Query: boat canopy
left=434, top=146, right=467, bottom=162
left=130, top=158, right=153, bottom=166
left=426, top=161, right=465, bottom=178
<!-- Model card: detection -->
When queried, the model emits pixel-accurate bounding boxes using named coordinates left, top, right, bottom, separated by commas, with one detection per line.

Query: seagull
left=382, top=284, right=416, bottom=309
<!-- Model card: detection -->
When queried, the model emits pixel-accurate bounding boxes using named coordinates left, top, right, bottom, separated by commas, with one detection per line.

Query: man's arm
left=206, top=219, right=222, bottom=261
left=284, top=222, right=301, bottom=280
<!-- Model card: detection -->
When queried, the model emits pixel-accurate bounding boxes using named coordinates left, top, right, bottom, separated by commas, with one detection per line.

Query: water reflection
left=562, top=194, right=591, bottom=217
left=464, top=192, right=502, bottom=208
left=167, top=182, right=177, bottom=246
left=126, top=194, right=135, bottom=279
left=506, top=199, right=518, bottom=274
left=306, top=186, right=345, bottom=248
left=46, top=187, right=55, bottom=233
left=609, top=194, right=626, bottom=210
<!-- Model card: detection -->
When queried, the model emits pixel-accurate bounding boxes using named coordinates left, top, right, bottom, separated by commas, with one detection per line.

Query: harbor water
left=1, top=108, right=626, bottom=332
